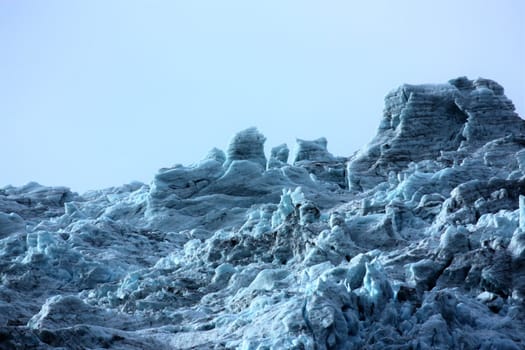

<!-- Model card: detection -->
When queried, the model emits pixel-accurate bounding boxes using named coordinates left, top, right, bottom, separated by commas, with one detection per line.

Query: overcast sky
left=1, top=1, right=524, bottom=193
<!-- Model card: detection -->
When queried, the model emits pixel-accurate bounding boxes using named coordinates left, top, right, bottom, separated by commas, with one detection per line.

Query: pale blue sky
left=1, top=1, right=524, bottom=193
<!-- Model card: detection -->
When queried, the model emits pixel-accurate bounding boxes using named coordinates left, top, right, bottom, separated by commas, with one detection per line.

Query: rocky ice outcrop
left=0, top=212, right=25, bottom=238
left=146, top=128, right=347, bottom=232
left=224, top=127, right=267, bottom=170
left=268, top=143, right=289, bottom=169
left=293, top=137, right=348, bottom=189
left=293, top=137, right=335, bottom=164
left=348, top=77, right=525, bottom=191
left=2, top=77, right=525, bottom=349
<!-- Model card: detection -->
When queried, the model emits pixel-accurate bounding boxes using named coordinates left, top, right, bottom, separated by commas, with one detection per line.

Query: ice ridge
left=1, top=77, right=525, bottom=349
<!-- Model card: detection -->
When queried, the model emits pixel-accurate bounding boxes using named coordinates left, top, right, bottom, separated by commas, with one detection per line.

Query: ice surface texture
left=2, top=77, right=525, bottom=349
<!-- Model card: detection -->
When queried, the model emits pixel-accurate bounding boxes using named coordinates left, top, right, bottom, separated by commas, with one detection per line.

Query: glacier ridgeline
left=2, top=77, right=525, bottom=349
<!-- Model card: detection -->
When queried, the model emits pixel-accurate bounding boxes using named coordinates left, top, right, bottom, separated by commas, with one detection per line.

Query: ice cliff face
left=348, top=77, right=524, bottom=191
left=2, top=77, right=525, bottom=349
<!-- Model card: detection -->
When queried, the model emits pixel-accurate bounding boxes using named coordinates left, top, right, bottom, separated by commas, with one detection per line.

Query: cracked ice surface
left=2, top=77, right=525, bottom=349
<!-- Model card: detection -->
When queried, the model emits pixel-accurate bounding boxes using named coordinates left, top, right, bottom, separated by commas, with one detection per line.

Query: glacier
left=2, top=77, right=525, bottom=349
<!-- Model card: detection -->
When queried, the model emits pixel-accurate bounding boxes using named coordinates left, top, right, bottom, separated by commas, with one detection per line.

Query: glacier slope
left=1, top=77, right=525, bottom=349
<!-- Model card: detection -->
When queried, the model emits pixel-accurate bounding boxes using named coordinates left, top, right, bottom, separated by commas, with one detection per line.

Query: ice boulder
left=293, top=137, right=335, bottom=164
left=292, top=137, right=347, bottom=188
left=267, top=143, right=289, bottom=169
left=0, top=212, right=25, bottom=237
left=224, top=127, right=267, bottom=170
